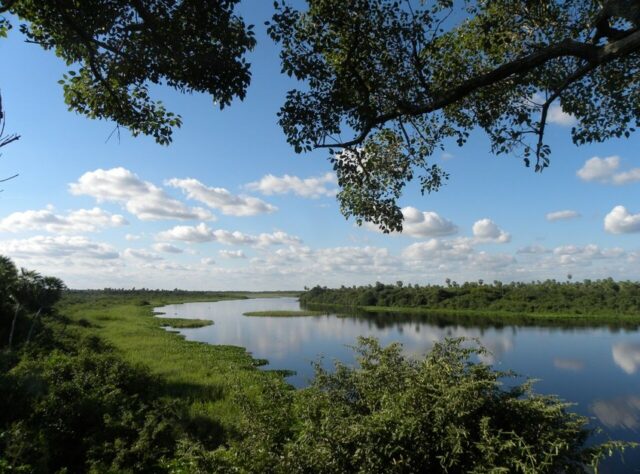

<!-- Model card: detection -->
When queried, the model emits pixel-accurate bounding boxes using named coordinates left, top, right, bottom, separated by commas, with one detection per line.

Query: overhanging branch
left=316, top=30, right=640, bottom=150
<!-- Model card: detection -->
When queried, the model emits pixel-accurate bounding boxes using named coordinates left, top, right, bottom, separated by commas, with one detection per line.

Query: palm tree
left=26, top=276, right=66, bottom=343
left=7, top=269, right=42, bottom=349
left=1, top=255, right=18, bottom=346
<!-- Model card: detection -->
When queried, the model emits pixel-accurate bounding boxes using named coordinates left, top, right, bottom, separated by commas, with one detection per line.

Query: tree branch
left=316, top=30, right=640, bottom=149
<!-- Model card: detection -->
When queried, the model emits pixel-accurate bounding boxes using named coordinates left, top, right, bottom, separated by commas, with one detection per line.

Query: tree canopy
left=1, top=1, right=639, bottom=229
left=269, top=0, right=640, bottom=230
left=0, top=0, right=255, bottom=145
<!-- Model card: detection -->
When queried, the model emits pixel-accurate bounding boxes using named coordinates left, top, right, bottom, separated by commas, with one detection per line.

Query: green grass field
left=58, top=291, right=292, bottom=434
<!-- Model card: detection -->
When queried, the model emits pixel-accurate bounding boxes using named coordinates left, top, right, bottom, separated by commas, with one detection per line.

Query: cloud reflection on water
left=612, top=342, right=640, bottom=374
left=591, top=396, right=640, bottom=430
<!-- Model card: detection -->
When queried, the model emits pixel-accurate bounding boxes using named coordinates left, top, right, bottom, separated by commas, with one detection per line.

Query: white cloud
left=402, top=207, right=458, bottom=237
left=125, top=233, right=142, bottom=241
left=365, top=207, right=457, bottom=238
left=613, top=168, right=640, bottom=185
left=472, top=219, right=511, bottom=243
left=252, top=245, right=396, bottom=276
left=0, top=207, right=128, bottom=233
left=245, top=172, right=337, bottom=198
left=69, top=168, right=213, bottom=221
left=402, top=238, right=473, bottom=262
left=577, top=156, right=640, bottom=185
left=547, top=103, right=577, bottom=126
left=604, top=206, right=640, bottom=234
left=157, top=223, right=302, bottom=247
left=0, top=235, right=119, bottom=260
left=219, top=249, right=246, bottom=259
left=546, top=210, right=580, bottom=222
left=167, top=178, right=276, bottom=216
left=201, top=257, right=216, bottom=265
left=552, top=244, right=625, bottom=265
left=124, top=248, right=163, bottom=261
left=153, top=242, right=184, bottom=254
left=157, top=223, right=215, bottom=243
left=517, top=244, right=550, bottom=255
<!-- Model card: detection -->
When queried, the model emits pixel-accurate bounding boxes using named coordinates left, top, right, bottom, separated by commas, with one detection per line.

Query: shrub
left=211, top=338, right=629, bottom=473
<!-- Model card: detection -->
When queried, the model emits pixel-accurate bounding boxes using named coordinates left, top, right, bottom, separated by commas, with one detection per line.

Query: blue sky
left=0, top=4, right=639, bottom=290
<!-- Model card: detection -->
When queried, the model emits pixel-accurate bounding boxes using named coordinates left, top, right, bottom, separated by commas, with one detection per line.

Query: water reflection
left=155, top=297, right=640, bottom=472
left=553, top=358, right=585, bottom=372
left=591, top=396, right=640, bottom=430
left=613, top=342, right=640, bottom=374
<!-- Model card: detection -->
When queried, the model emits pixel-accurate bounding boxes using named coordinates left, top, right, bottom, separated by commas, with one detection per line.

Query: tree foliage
left=269, top=0, right=640, bottom=231
left=203, top=338, right=628, bottom=473
left=0, top=258, right=66, bottom=350
left=300, top=278, right=640, bottom=316
left=0, top=0, right=255, bottom=144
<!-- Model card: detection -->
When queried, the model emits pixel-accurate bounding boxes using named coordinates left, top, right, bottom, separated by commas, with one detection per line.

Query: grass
left=156, top=317, right=213, bottom=328
left=57, top=291, right=291, bottom=436
left=243, top=310, right=325, bottom=317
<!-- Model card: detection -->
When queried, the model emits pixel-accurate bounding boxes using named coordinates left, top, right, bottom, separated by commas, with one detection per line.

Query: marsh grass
left=156, top=317, right=213, bottom=328
left=57, top=291, right=289, bottom=434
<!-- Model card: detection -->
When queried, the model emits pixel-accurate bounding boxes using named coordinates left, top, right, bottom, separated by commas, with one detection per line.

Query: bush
left=0, top=349, right=181, bottom=473
left=211, top=338, right=628, bottom=473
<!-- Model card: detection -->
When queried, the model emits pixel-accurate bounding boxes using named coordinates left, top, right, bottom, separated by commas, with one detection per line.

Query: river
left=155, top=297, right=640, bottom=472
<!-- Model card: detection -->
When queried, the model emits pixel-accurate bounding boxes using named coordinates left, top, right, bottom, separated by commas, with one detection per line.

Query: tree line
left=300, top=278, right=640, bottom=316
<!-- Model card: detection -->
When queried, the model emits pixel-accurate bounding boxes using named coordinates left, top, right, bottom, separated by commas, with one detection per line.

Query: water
left=155, top=297, right=640, bottom=472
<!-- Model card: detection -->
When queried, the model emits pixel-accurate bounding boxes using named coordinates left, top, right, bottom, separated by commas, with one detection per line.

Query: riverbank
left=301, top=301, right=640, bottom=327
left=58, top=291, right=292, bottom=433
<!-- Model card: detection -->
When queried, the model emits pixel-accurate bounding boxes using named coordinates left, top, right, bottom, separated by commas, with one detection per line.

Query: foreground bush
left=205, top=338, right=627, bottom=474
left=0, top=345, right=181, bottom=473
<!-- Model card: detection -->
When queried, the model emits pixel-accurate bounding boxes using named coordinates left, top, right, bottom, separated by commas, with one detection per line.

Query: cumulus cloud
left=166, top=178, right=276, bottom=216
left=0, top=207, right=128, bottom=233
left=401, top=207, right=458, bottom=237
left=245, top=172, right=337, bottom=198
left=0, top=235, right=119, bottom=260
left=547, top=103, right=577, bottom=126
left=604, top=206, right=640, bottom=234
left=123, top=248, right=163, bottom=261
left=552, top=244, right=624, bottom=265
left=517, top=244, right=551, bottom=255
left=402, top=238, right=473, bottom=262
left=152, top=242, right=184, bottom=254
left=156, top=223, right=215, bottom=243
left=219, top=249, right=246, bottom=259
left=157, top=223, right=301, bottom=247
left=252, top=245, right=396, bottom=276
left=577, top=156, right=640, bottom=185
left=201, top=257, right=216, bottom=265
left=69, top=167, right=213, bottom=221
left=546, top=210, right=580, bottom=222
left=472, top=219, right=511, bottom=243
left=365, top=207, right=457, bottom=238
left=125, top=234, right=142, bottom=241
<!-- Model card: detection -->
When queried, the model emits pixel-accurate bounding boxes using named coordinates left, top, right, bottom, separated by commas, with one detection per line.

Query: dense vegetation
left=300, top=279, right=640, bottom=317
left=0, top=257, right=633, bottom=472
